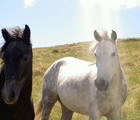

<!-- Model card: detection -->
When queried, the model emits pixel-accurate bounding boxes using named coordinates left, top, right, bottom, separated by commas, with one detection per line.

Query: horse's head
left=0, top=25, right=32, bottom=105
left=93, top=30, right=120, bottom=91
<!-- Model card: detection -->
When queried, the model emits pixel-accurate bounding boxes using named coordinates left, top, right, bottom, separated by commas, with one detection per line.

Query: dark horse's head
left=0, top=25, right=32, bottom=105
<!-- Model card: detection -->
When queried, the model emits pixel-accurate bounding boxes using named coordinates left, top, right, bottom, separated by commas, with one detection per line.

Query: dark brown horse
left=0, top=25, right=34, bottom=120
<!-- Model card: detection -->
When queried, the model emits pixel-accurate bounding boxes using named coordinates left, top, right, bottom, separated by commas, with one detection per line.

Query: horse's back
left=44, top=57, right=96, bottom=78
left=55, top=57, right=96, bottom=82
left=44, top=57, right=96, bottom=82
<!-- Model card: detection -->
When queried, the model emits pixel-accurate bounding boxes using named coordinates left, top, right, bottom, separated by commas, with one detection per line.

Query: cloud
left=24, top=0, right=37, bottom=8
left=76, top=0, right=140, bottom=40
left=79, top=0, right=140, bottom=11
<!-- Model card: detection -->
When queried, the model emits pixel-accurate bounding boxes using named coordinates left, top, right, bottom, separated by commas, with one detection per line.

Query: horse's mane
left=90, top=41, right=98, bottom=53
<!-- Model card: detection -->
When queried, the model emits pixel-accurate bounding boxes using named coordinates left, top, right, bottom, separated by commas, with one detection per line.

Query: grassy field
left=32, top=38, right=140, bottom=120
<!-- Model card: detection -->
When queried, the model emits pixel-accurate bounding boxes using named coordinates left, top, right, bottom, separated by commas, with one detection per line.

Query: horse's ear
left=111, top=30, right=117, bottom=41
left=22, top=25, right=31, bottom=45
left=94, top=30, right=102, bottom=42
left=1, top=29, right=11, bottom=42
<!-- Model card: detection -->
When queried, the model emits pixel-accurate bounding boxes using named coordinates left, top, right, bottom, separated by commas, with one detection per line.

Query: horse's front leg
left=89, top=103, right=100, bottom=120
left=89, top=111, right=100, bottom=120
left=89, top=85, right=100, bottom=120
left=106, top=109, right=121, bottom=120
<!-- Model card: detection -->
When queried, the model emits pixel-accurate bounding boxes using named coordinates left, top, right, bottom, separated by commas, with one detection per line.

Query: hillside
left=33, top=38, right=140, bottom=120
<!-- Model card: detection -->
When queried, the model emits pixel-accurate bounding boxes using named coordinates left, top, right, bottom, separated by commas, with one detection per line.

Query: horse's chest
left=97, top=91, right=123, bottom=115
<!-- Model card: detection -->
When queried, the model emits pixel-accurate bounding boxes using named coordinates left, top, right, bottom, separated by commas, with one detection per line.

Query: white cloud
left=24, top=0, right=36, bottom=8
left=76, top=0, right=140, bottom=40
left=79, top=0, right=140, bottom=11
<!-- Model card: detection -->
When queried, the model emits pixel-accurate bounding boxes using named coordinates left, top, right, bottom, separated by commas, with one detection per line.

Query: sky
left=0, top=0, right=140, bottom=48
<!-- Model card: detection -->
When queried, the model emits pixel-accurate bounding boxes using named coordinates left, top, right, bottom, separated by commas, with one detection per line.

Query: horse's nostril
left=1, top=90, right=4, bottom=98
left=100, top=79, right=105, bottom=86
left=11, top=90, right=15, bottom=99
left=95, top=78, right=108, bottom=91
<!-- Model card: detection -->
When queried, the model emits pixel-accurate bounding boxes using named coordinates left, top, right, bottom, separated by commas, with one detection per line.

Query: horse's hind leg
left=59, top=101, right=73, bottom=120
left=42, top=91, right=58, bottom=120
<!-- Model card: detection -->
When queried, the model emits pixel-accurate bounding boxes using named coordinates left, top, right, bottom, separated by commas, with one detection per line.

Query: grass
left=32, top=38, right=140, bottom=120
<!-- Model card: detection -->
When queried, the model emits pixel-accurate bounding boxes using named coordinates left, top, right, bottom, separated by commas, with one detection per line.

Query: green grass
left=32, top=38, right=140, bottom=120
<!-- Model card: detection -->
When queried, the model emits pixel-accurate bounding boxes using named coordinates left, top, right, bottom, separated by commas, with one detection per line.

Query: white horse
left=36, top=30, right=127, bottom=120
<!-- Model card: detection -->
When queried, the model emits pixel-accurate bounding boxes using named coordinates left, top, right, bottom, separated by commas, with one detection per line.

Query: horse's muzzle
left=94, top=78, right=109, bottom=91
left=1, top=83, right=19, bottom=105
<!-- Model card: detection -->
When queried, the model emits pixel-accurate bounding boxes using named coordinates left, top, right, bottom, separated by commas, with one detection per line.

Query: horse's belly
left=58, top=84, right=89, bottom=115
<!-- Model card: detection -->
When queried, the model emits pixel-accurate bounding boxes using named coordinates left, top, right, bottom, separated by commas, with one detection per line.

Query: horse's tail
left=35, top=99, right=42, bottom=120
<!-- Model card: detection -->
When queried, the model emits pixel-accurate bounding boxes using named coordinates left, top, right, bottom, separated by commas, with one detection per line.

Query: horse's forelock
left=1, top=27, right=31, bottom=53
left=9, top=27, right=23, bottom=39
left=101, top=31, right=109, bottom=39
left=96, top=31, right=116, bottom=42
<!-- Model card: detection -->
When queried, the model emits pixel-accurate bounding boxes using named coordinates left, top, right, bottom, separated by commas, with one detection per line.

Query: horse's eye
left=94, top=53, right=97, bottom=57
left=111, top=52, right=115, bottom=56
left=23, top=56, right=28, bottom=61
left=0, top=52, right=3, bottom=59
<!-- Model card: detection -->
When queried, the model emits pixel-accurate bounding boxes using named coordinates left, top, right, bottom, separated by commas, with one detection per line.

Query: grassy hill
left=32, top=38, right=140, bottom=120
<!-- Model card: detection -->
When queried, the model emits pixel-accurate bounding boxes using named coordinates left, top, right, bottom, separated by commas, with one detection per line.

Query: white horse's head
left=93, top=30, right=120, bottom=91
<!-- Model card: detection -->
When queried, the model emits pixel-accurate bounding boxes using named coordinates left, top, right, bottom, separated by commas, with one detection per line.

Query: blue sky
left=0, top=0, right=140, bottom=48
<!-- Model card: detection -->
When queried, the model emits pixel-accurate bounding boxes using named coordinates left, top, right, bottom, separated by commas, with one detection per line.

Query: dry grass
left=32, top=38, right=140, bottom=120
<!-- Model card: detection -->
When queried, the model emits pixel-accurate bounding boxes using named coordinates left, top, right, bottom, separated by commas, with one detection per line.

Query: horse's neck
left=20, top=76, right=32, bottom=100
left=116, top=67, right=125, bottom=83
left=109, top=67, right=125, bottom=90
